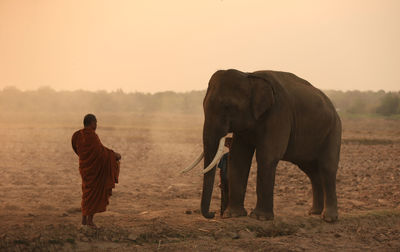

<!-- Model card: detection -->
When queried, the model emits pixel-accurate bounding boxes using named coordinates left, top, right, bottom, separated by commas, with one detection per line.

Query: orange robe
left=71, top=128, right=119, bottom=216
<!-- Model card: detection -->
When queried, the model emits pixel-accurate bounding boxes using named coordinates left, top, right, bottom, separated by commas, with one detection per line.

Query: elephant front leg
left=223, top=137, right=255, bottom=218
left=249, top=159, right=279, bottom=221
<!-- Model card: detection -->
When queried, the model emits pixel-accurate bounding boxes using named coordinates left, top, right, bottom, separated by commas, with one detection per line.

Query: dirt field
left=0, top=113, right=399, bottom=251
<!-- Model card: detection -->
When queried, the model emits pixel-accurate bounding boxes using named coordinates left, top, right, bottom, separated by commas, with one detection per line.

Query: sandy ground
left=0, top=113, right=399, bottom=251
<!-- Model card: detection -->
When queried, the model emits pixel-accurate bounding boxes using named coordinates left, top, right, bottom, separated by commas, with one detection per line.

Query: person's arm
left=71, top=131, right=79, bottom=155
left=115, top=152, right=121, bottom=161
left=95, top=133, right=121, bottom=161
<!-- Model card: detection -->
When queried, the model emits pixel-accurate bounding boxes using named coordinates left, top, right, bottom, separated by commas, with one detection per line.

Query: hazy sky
left=0, top=0, right=399, bottom=93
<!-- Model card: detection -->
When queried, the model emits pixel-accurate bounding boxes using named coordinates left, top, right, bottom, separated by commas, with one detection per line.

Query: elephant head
left=181, top=69, right=275, bottom=218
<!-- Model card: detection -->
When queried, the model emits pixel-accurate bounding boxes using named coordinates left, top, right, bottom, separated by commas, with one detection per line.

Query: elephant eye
left=222, top=104, right=231, bottom=114
left=222, top=104, right=237, bottom=116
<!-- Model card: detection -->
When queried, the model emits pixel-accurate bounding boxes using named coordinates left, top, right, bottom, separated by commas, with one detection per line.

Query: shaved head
left=83, top=114, right=97, bottom=127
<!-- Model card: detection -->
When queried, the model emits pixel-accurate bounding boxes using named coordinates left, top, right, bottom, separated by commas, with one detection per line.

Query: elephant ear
left=249, top=75, right=275, bottom=120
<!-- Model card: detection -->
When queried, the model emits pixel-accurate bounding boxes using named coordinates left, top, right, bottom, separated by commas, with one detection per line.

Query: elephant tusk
left=180, top=152, right=204, bottom=174
left=202, top=136, right=227, bottom=174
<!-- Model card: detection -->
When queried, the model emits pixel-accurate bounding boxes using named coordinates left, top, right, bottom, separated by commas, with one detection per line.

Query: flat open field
left=0, top=113, right=399, bottom=251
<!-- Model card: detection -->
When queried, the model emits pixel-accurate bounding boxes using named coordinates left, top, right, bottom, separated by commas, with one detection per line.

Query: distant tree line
left=324, top=90, right=400, bottom=116
left=0, top=86, right=205, bottom=115
left=0, top=86, right=399, bottom=116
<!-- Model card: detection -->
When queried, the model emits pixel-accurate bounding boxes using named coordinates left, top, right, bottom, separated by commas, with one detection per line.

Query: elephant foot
left=249, top=208, right=274, bottom=221
left=222, top=207, right=247, bottom=218
left=321, top=208, right=338, bottom=223
left=308, top=207, right=323, bottom=215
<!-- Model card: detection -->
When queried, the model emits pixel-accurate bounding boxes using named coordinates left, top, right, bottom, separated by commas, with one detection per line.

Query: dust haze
left=0, top=88, right=400, bottom=250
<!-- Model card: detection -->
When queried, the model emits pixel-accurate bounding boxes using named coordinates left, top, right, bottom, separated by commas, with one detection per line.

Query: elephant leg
left=317, top=133, right=340, bottom=222
left=249, top=158, right=279, bottom=221
left=318, top=161, right=338, bottom=222
left=223, top=136, right=255, bottom=218
left=298, top=162, right=324, bottom=215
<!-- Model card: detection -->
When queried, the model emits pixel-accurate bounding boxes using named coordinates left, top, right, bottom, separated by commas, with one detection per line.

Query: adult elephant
left=182, top=69, right=341, bottom=222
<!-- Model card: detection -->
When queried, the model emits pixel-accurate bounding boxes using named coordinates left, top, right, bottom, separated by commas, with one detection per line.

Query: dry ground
left=0, top=113, right=399, bottom=251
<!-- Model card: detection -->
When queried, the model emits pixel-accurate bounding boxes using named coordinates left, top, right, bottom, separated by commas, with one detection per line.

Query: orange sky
left=0, top=0, right=399, bottom=93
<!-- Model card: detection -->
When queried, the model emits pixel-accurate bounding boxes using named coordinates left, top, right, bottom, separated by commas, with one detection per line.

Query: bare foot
left=87, top=223, right=97, bottom=229
left=87, top=215, right=97, bottom=228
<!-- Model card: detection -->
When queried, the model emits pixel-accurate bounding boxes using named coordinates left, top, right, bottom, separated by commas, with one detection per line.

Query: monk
left=71, top=114, right=121, bottom=228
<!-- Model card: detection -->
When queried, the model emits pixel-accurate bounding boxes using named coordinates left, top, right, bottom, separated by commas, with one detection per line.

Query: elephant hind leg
left=317, top=160, right=339, bottom=222
left=298, top=162, right=324, bottom=215
left=317, top=129, right=341, bottom=222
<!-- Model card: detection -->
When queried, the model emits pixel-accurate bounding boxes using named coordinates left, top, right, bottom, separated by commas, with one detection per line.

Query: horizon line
left=0, top=85, right=399, bottom=94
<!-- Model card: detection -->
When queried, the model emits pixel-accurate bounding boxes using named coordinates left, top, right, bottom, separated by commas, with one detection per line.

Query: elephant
left=182, top=69, right=342, bottom=222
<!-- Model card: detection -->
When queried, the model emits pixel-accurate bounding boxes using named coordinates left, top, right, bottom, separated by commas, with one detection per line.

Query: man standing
left=71, top=114, right=121, bottom=228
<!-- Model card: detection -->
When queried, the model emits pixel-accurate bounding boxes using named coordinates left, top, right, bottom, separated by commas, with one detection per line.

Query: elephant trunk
left=201, top=140, right=218, bottom=218
left=201, top=122, right=228, bottom=219
left=200, top=159, right=216, bottom=218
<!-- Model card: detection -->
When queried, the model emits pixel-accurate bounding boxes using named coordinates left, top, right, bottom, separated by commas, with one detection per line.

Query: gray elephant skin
left=198, top=69, right=341, bottom=223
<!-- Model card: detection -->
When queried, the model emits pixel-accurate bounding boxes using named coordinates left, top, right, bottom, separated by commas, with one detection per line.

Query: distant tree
left=376, top=93, right=400, bottom=116
left=1, top=87, right=398, bottom=116
left=2, top=86, right=21, bottom=93
left=346, top=98, right=367, bottom=114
